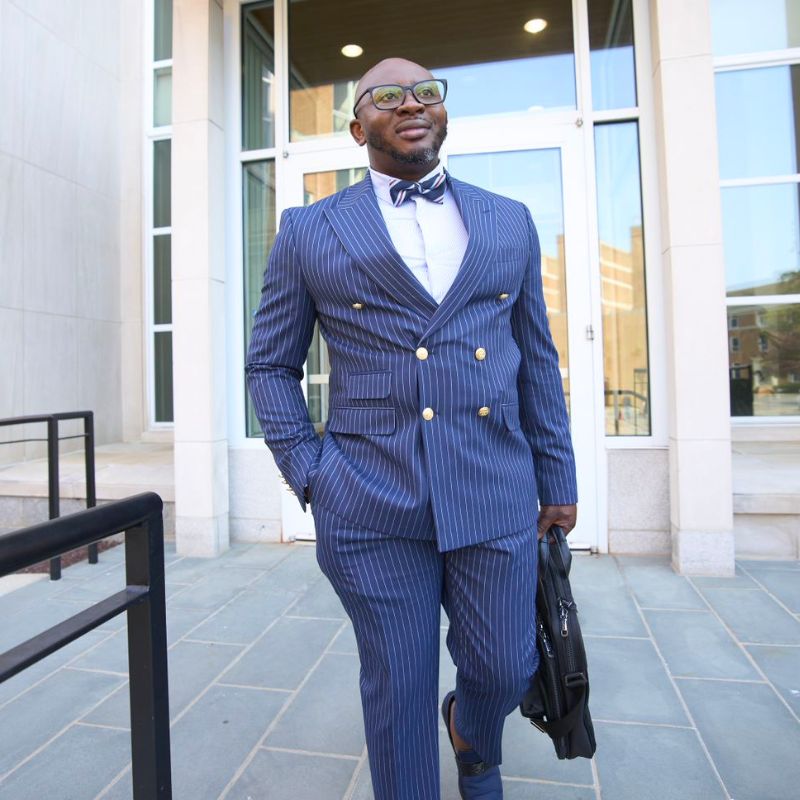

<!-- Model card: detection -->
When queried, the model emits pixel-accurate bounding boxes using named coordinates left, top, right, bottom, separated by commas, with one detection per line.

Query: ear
left=350, top=118, right=367, bottom=147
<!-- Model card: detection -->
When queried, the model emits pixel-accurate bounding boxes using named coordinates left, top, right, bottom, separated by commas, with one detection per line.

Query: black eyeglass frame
left=352, top=78, right=448, bottom=117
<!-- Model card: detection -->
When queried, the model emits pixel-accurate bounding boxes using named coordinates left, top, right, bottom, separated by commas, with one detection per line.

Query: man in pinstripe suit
left=246, top=58, right=577, bottom=799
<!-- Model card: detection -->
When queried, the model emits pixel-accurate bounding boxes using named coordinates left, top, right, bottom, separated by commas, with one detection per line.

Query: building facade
left=2, top=0, right=798, bottom=573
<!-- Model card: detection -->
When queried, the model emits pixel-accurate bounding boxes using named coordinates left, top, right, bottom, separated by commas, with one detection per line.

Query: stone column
left=171, top=0, right=229, bottom=556
left=649, top=0, right=734, bottom=574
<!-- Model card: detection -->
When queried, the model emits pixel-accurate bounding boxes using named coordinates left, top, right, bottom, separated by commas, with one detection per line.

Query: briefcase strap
left=527, top=686, right=586, bottom=739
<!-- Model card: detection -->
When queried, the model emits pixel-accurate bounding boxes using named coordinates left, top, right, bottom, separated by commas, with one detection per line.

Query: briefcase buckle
left=563, top=671, right=587, bottom=689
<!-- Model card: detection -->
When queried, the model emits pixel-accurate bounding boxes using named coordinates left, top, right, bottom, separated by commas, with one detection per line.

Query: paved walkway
left=0, top=542, right=798, bottom=799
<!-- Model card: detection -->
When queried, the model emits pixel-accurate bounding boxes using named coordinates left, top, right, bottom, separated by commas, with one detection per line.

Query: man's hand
left=537, top=504, right=577, bottom=540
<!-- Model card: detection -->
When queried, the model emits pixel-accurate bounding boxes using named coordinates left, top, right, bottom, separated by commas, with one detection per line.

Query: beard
left=367, top=121, right=448, bottom=166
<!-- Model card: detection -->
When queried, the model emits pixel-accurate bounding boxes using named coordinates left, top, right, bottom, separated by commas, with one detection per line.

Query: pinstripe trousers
left=313, top=504, right=540, bottom=800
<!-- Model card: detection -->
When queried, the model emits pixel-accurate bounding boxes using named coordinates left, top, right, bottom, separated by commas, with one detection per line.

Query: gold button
left=474, top=347, right=486, bottom=361
left=478, top=406, right=490, bottom=417
left=498, top=293, right=509, bottom=300
left=352, top=302, right=364, bottom=309
left=416, top=347, right=429, bottom=360
left=422, top=407, right=435, bottom=421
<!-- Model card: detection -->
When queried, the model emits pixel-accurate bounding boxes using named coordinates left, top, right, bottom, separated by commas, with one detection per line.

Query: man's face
left=349, top=60, right=448, bottom=179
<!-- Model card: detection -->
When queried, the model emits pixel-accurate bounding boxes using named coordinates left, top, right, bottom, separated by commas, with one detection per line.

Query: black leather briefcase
left=519, top=525, right=597, bottom=759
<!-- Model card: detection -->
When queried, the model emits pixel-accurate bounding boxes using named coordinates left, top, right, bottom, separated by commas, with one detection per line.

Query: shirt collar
left=369, top=163, right=446, bottom=207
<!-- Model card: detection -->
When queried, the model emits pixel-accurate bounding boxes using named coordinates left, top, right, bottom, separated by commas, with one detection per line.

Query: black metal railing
left=0, top=411, right=97, bottom=579
left=0, top=492, right=172, bottom=798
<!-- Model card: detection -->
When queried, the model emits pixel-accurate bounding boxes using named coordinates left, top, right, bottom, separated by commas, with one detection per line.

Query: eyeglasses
left=352, top=78, right=448, bottom=117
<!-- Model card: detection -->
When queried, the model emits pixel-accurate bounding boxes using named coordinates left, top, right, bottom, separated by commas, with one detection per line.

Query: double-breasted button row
left=421, top=406, right=490, bottom=420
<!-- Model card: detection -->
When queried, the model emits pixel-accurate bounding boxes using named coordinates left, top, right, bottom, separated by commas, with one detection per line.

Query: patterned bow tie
left=388, top=171, right=447, bottom=207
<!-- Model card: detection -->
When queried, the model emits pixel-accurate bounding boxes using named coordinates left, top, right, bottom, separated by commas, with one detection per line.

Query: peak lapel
left=421, top=177, right=497, bottom=340
left=323, top=176, right=439, bottom=318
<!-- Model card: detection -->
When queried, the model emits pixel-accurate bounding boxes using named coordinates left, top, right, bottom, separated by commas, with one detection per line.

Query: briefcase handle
left=538, top=524, right=572, bottom=578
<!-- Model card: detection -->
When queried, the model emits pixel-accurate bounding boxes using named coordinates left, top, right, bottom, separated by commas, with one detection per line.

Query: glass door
left=280, top=122, right=602, bottom=549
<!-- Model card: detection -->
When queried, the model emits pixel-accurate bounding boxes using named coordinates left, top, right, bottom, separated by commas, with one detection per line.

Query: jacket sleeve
left=510, top=204, right=578, bottom=506
left=245, top=207, right=322, bottom=511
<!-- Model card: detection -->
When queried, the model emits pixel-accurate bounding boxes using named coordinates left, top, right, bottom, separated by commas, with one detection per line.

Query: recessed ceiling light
left=341, top=44, right=363, bottom=58
left=523, top=18, right=548, bottom=34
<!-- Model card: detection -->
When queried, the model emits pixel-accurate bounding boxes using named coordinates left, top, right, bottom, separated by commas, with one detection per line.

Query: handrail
left=0, top=493, right=173, bottom=798
left=0, top=411, right=97, bottom=579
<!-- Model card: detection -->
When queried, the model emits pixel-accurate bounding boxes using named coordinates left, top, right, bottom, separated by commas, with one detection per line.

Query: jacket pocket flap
left=347, top=370, right=391, bottom=399
left=328, top=407, right=396, bottom=435
left=502, top=402, right=521, bottom=431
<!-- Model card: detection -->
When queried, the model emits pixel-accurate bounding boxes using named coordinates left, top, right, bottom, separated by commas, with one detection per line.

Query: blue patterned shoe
left=441, top=691, right=503, bottom=799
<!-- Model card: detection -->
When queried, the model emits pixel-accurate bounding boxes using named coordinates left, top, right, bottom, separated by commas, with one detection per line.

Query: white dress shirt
left=369, top=164, right=469, bottom=304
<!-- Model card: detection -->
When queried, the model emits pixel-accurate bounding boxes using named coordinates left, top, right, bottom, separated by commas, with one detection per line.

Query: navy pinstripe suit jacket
left=245, top=173, right=577, bottom=551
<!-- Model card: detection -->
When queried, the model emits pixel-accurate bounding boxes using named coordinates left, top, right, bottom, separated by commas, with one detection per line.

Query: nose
left=396, top=87, right=424, bottom=113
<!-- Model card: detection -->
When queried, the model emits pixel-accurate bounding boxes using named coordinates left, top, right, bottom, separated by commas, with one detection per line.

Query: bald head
left=354, top=58, right=434, bottom=102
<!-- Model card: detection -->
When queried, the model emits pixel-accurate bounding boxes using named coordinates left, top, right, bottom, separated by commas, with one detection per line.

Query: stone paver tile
left=290, top=578, right=347, bottom=619
left=0, top=723, right=130, bottom=799
left=83, top=639, right=245, bottom=728
left=678, top=678, right=800, bottom=800
left=0, top=667, right=123, bottom=774
left=188, top=587, right=296, bottom=645
left=644, top=609, right=760, bottom=680
left=698, top=587, right=800, bottom=644
left=329, top=622, right=358, bottom=655
left=690, top=566, right=757, bottom=589
left=267, top=652, right=364, bottom=756
left=51, top=570, right=131, bottom=602
left=615, top=556, right=707, bottom=610
left=572, top=582, right=646, bottom=638
left=223, top=616, right=341, bottom=690
left=169, top=684, right=286, bottom=800
left=0, top=596, right=99, bottom=650
left=744, top=568, right=800, bottom=613
left=163, top=605, right=216, bottom=644
left=227, top=748, right=357, bottom=799
left=219, top=543, right=294, bottom=572
left=168, top=567, right=262, bottom=610
left=163, top=555, right=224, bottom=585
left=0, top=629, right=108, bottom=707
left=501, top=705, right=594, bottom=784
left=593, top=721, right=726, bottom=800
left=502, top=780, right=596, bottom=799
left=584, top=637, right=688, bottom=725
left=249, top=547, right=323, bottom=594
left=745, top=644, right=800, bottom=714
left=737, top=559, right=799, bottom=572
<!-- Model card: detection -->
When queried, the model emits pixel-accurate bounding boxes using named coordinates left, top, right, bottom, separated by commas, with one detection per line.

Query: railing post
left=125, top=513, right=172, bottom=799
left=47, top=416, right=61, bottom=580
left=84, top=412, right=98, bottom=564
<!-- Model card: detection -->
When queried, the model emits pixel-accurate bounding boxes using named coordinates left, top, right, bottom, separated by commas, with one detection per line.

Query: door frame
left=280, top=115, right=607, bottom=551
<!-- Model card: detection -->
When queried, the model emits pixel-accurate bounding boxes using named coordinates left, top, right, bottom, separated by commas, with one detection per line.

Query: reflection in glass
left=594, top=123, right=651, bottom=436
left=154, top=331, right=173, bottom=422
left=153, top=138, right=171, bottom=228
left=154, top=67, right=172, bottom=127
left=449, top=149, right=570, bottom=410
left=722, top=183, right=800, bottom=296
left=711, top=0, right=800, bottom=56
left=728, top=304, right=800, bottom=416
left=243, top=160, right=276, bottom=437
left=302, top=168, right=367, bottom=430
left=154, top=0, right=173, bottom=62
left=242, top=2, right=275, bottom=151
left=153, top=234, right=171, bottom=325
left=288, top=0, right=576, bottom=141
left=588, top=0, right=637, bottom=110
left=716, top=66, right=800, bottom=180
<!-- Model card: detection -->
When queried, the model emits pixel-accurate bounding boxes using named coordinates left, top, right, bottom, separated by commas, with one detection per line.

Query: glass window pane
left=711, top=0, right=800, bottom=56
left=242, top=2, right=275, bottom=151
left=243, top=160, right=276, bottom=437
left=589, top=0, right=637, bottom=110
left=594, top=122, right=651, bottom=436
left=728, top=303, right=800, bottom=416
left=153, top=138, right=171, bottom=228
left=716, top=66, right=800, bottom=180
left=449, top=149, right=571, bottom=411
left=154, top=0, right=173, bottom=61
left=723, top=183, right=800, bottom=296
left=288, top=0, right=576, bottom=141
left=154, top=331, right=173, bottom=422
left=153, top=66, right=172, bottom=127
left=153, top=233, right=171, bottom=325
left=301, top=168, right=367, bottom=430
